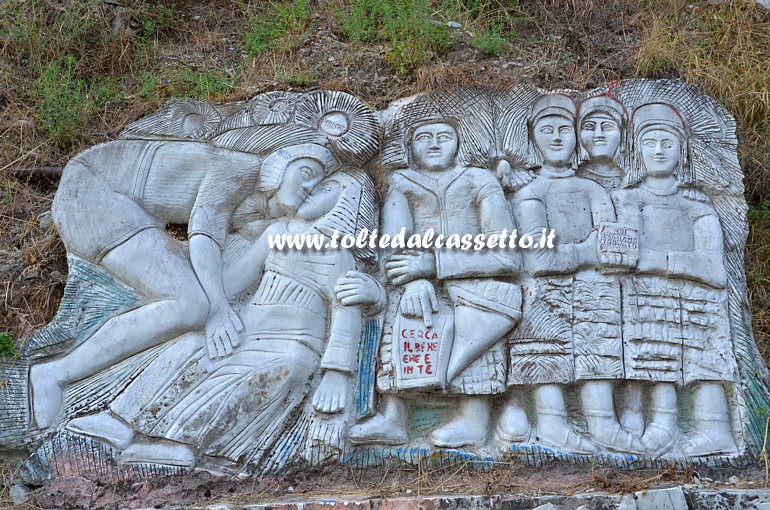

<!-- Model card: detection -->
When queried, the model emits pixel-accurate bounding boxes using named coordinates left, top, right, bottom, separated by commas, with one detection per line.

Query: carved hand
left=334, top=270, right=384, bottom=306
left=399, top=279, right=439, bottom=328
left=386, top=251, right=436, bottom=285
left=495, top=159, right=533, bottom=191
left=599, top=251, right=638, bottom=270
left=205, top=306, right=243, bottom=359
left=312, top=370, right=349, bottom=414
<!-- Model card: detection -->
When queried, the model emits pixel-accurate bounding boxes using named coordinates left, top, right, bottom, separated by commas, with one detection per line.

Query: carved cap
left=578, top=95, right=628, bottom=123
left=632, top=102, right=688, bottom=140
left=530, top=93, right=576, bottom=125
left=258, top=143, right=340, bottom=192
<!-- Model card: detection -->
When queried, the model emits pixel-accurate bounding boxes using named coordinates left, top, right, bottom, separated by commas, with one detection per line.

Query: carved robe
left=612, top=186, right=738, bottom=384
left=508, top=169, right=621, bottom=385
left=377, top=166, right=521, bottom=395
left=110, top=220, right=361, bottom=464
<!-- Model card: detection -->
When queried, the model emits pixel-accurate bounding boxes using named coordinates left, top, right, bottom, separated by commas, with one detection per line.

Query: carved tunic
left=612, top=186, right=738, bottom=384
left=508, top=169, right=621, bottom=385
left=377, top=166, right=521, bottom=395
left=111, top=222, right=360, bottom=463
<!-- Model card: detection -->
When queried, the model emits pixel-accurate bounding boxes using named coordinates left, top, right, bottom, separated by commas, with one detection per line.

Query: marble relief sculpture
left=0, top=81, right=766, bottom=480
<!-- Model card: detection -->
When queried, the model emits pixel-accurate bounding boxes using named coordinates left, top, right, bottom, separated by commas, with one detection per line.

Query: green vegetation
left=339, top=0, right=456, bottom=75
left=0, top=333, right=17, bottom=358
left=244, top=0, right=310, bottom=57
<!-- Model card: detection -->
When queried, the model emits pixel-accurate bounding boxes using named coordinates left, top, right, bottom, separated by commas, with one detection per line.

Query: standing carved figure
left=499, top=94, right=642, bottom=454
left=349, top=119, right=521, bottom=448
left=610, top=103, right=738, bottom=457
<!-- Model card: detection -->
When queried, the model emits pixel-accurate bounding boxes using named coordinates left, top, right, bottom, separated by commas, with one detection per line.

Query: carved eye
left=437, top=133, right=453, bottom=142
left=601, top=122, right=617, bottom=131
left=581, top=121, right=596, bottom=130
left=558, top=126, right=572, bottom=133
left=642, top=139, right=657, bottom=147
left=540, top=126, right=554, bottom=134
left=301, top=166, right=317, bottom=179
left=662, top=141, right=674, bottom=149
left=415, top=133, right=432, bottom=142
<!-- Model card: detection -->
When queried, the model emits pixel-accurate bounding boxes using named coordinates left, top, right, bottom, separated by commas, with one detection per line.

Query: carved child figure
left=349, top=119, right=521, bottom=448
left=610, top=103, right=738, bottom=457
left=500, top=94, right=642, bottom=454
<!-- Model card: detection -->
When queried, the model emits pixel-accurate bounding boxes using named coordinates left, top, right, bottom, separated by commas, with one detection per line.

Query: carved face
left=639, top=128, right=681, bottom=177
left=297, top=180, right=342, bottom=220
left=274, top=157, right=326, bottom=213
left=532, top=115, right=576, bottom=166
left=410, top=122, right=459, bottom=171
left=580, top=112, right=621, bottom=160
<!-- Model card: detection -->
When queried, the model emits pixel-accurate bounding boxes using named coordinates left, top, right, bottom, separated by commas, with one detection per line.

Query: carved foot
left=66, top=412, right=134, bottom=450
left=681, top=429, right=737, bottom=457
left=535, top=413, right=596, bottom=454
left=29, top=363, right=63, bottom=430
left=119, top=440, right=196, bottom=468
left=348, top=414, right=407, bottom=446
left=641, top=422, right=677, bottom=458
left=587, top=417, right=645, bottom=454
left=431, top=416, right=487, bottom=448
left=495, top=401, right=531, bottom=443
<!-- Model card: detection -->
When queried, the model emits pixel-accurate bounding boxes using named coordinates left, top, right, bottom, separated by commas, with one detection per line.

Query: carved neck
left=539, top=164, right=575, bottom=178
left=641, top=174, right=679, bottom=195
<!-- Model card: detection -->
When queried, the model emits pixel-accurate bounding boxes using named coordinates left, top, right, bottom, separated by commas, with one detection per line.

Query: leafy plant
left=473, top=22, right=509, bottom=55
left=38, top=55, right=87, bottom=148
left=0, top=333, right=17, bottom=358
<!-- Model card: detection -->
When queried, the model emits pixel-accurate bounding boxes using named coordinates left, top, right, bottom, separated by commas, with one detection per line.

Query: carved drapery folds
left=1, top=80, right=765, bottom=481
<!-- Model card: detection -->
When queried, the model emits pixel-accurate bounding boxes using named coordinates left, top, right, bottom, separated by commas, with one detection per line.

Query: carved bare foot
left=536, top=412, right=596, bottom=454
left=640, top=422, right=677, bottom=457
left=29, top=363, right=64, bottom=430
left=495, top=400, right=531, bottom=443
left=348, top=414, right=407, bottom=446
left=119, top=439, right=195, bottom=468
left=66, top=412, right=134, bottom=450
left=586, top=415, right=644, bottom=454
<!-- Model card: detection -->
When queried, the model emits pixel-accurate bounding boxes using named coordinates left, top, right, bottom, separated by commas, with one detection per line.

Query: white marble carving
left=1, top=81, right=765, bottom=479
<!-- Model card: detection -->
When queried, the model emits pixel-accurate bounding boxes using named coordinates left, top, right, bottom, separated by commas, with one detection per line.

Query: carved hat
left=632, top=102, right=688, bottom=140
left=529, top=93, right=576, bottom=125
left=258, top=143, right=340, bottom=192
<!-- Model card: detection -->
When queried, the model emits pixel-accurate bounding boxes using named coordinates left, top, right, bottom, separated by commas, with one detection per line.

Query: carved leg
left=640, top=382, right=678, bottom=457
left=119, top=438, right=196, bottom=468
left=30, top=229, right=210, bottom=429
left=431, top=396, right=490, bottom=448
left=619, top=382, right=645, bottom=437
left=581, top=381, right=644, bottom=454
left=347, top=395, right=408, bottom=445
left=681, top=382, right=737, bottom=456
left=495, top=390, right=531, bottom=442
left=534, top=384, right=595, bottom=454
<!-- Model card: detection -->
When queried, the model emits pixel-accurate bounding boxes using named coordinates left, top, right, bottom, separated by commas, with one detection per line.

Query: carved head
left=577, top=95, right=627, bottom=165
left=528, top=94, right=577, bottom=169
left=258, top=143, right=339, bottom=213
left=408, top=120, right=460, bottom=172
left=304, top=169, right=377, bottom=261
left=627, top=103, right=693, bottom=187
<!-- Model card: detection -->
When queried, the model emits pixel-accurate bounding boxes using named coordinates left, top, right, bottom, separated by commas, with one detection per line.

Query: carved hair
left=257, top=143, right=339, bottom=193
left=313, top=168, right=377, bottom=262
left=624, top=102, right=694, bottom=188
